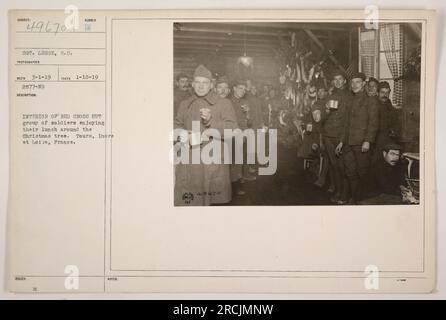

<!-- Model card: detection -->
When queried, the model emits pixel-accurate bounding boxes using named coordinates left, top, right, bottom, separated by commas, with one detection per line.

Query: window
left=359, top=24, right=404, bottom=107
left=379, top=23, right=404, bottom=107
left=359, top=29, right=378, bottom=78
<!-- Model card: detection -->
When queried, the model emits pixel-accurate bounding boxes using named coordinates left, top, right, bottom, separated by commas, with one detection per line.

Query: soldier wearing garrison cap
left=320, top=69, right=351, bottom=204
left=215, top=75, right=230, bottom=98
left=360, top=143, right=406, bottom=205
left=174, top=73, right=191, bottom=121
left=336, top=71, right=379, bottom=203
left=372, top=81, right=401, bottom=164
left=366, top=77, right=379, bottom=97
left=174, top=64, right=238, bottom=206
left=229, top=79, right=256, bottom=195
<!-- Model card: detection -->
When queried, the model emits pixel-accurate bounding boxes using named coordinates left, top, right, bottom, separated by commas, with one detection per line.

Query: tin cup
left=199, top=107, right=211, bottom=123
left=189, top=131, right=201, bottom=146
left=306, top=123, right=313, bottom=132
left=327, top=99, right=339, bottom=110
left=200, top=107, right=211, bottom=116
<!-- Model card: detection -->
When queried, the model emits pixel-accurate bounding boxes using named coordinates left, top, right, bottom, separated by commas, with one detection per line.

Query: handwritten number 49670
left=26, top=20, right=67, bottom=34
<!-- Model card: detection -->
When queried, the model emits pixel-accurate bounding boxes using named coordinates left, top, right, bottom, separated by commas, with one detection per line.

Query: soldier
left=174, top=73, right=191, bottom=120
left=307, top=84, right=330, bottom=189
left=264, top=87, right=283, bottom=129
left=230, top=80, right=252, bottom=131
left=336, top=72, right=379, bottom=204
left=372, top=81, right=401, bottom=164
left=246, top=82, right=265, bottom=131
left=174, top=65, right=238, bottom=206
left=229, top=80, right=256, bottom=196
left=366, top=77, right=379, bottom=97
left=360, top=143, right=406, bottom=205
left=245, top=81, right=266, bottom=176
left=321, top=71, right=351, bottom=204
left=215, top=75, right=231, bottom=98
left=260, top=83, right=270, bottom=100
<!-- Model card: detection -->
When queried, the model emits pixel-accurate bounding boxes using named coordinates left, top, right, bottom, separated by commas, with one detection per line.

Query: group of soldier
left=173, top=63, right=405, bottom=206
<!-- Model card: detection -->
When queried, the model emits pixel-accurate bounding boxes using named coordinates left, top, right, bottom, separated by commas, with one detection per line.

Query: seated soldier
left=360, top=143, right=406, bottom=205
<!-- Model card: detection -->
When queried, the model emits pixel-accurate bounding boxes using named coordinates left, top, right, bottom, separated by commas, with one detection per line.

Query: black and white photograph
left=173, top=22, right=421, bottom=206
left=4, top=7, right=439, bottom=296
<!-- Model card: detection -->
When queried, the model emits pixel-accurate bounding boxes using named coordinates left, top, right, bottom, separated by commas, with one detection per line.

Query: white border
left=0, top=0, right=444, bottom=299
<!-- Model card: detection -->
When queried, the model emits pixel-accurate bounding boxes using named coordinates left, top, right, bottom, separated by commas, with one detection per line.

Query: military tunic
left=373, top=98, right=401, bottom=163
left=174, top=88, right=191, bottom=120
left=174, top=91, right=238, bottom=206
left=342, top=89, right=380, bottom=202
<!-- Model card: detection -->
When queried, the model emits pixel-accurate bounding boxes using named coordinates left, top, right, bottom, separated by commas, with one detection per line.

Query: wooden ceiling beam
left=174, top=42, right=276, bottom=51
left=175, top=44, right=273, bottom=52
left=174, top=34, right=278, bottom=40
left=303, top=29, right=347, bottom=73
left=240, top=22, right=355, bottom=32
left=175, top=22, right=355, bottom=36
left=174, top=25, right=282, bottom=37
left=174, top=49, right=274, bottom=57
left=174, top=35, right=280, bottom=44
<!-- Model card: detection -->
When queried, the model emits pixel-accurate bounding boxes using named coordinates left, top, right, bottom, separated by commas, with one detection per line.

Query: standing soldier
left=307, top=84, right=330, bottom=189
left=372, top=81, right=401, bottom=164
left=246, top=82, right=265, bottom=131
left=264, top=87, right=283, bottom=129
left=336, top=72, right=379, bottom=204
left=214, top=75, right=231, bottom=99
left=321, top=71, right=351, bottom=204
left=174, top=73, right=191, bottom=120
left=230, top=79, right=252, bottom=131
left=229, top=80, right=256, bottom=196
left=366, top=77, right=379, bottom=97
left=174, top=65, right=238, bottom=206
left=245, top=82, right=266, bottom=176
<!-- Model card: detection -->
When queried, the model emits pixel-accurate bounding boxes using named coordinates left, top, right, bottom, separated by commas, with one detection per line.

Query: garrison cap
left=378, top=81, right=391, bottom=90
left=193, top=65, right=212, bottom=80
left=351, top=72, right=366, bottom=81
left=216, top=75, right=229, bottom=85
left=383, top=143, right=403, bottom=152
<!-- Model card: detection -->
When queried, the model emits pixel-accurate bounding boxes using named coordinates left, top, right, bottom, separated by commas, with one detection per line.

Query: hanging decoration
left=397, top=45, right=421, bottom=81
left=236, top=24, right=254, bottom=69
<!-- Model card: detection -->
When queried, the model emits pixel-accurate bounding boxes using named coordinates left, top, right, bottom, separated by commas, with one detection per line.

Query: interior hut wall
left=174, top=29, right=357, bottom=88
left=313, top=30, right=358, bottom=71
left=173, top=55, right=198, bottom=82
left=174, top=54, right=280, bottom=87
left=224, top=56, right=279, bottom=86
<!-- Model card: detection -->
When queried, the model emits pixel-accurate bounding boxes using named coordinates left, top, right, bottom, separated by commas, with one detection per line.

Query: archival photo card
left=7, top=9, right=436, bottom=293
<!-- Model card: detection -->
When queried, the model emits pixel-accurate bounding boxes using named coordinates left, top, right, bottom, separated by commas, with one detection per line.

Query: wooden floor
left=226, top=150, right=333, bottom=206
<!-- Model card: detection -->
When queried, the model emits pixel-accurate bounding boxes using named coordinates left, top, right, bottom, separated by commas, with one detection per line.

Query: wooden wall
left=174, top=54, right=280, bottom=86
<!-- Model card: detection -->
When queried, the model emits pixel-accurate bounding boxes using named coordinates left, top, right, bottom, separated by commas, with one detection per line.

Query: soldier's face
left=246, top=80, right=252, bottom=91
left=317, top=88, right=327, bottom=100
left=383, top=149, right=401, bottom=166
left=312, top=110, right=322, bottom=123
left=368, top=81, right=378, bottom=96
left=216, top=83, right=230, bottom=98
left=192, top=77, right=212, bottom=97
left=333, top=75, right=346, bottom=89
left=351, top=78, right=366, bottom=93
left=177, top=77, right=189, bottom=91
left=378, top=88, right=391, bottom=103
left=308, top=86, right=317, bottom=99
left=251, top=86, right=257, bottom=95
left=233, top=85, right=246, bottom=99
